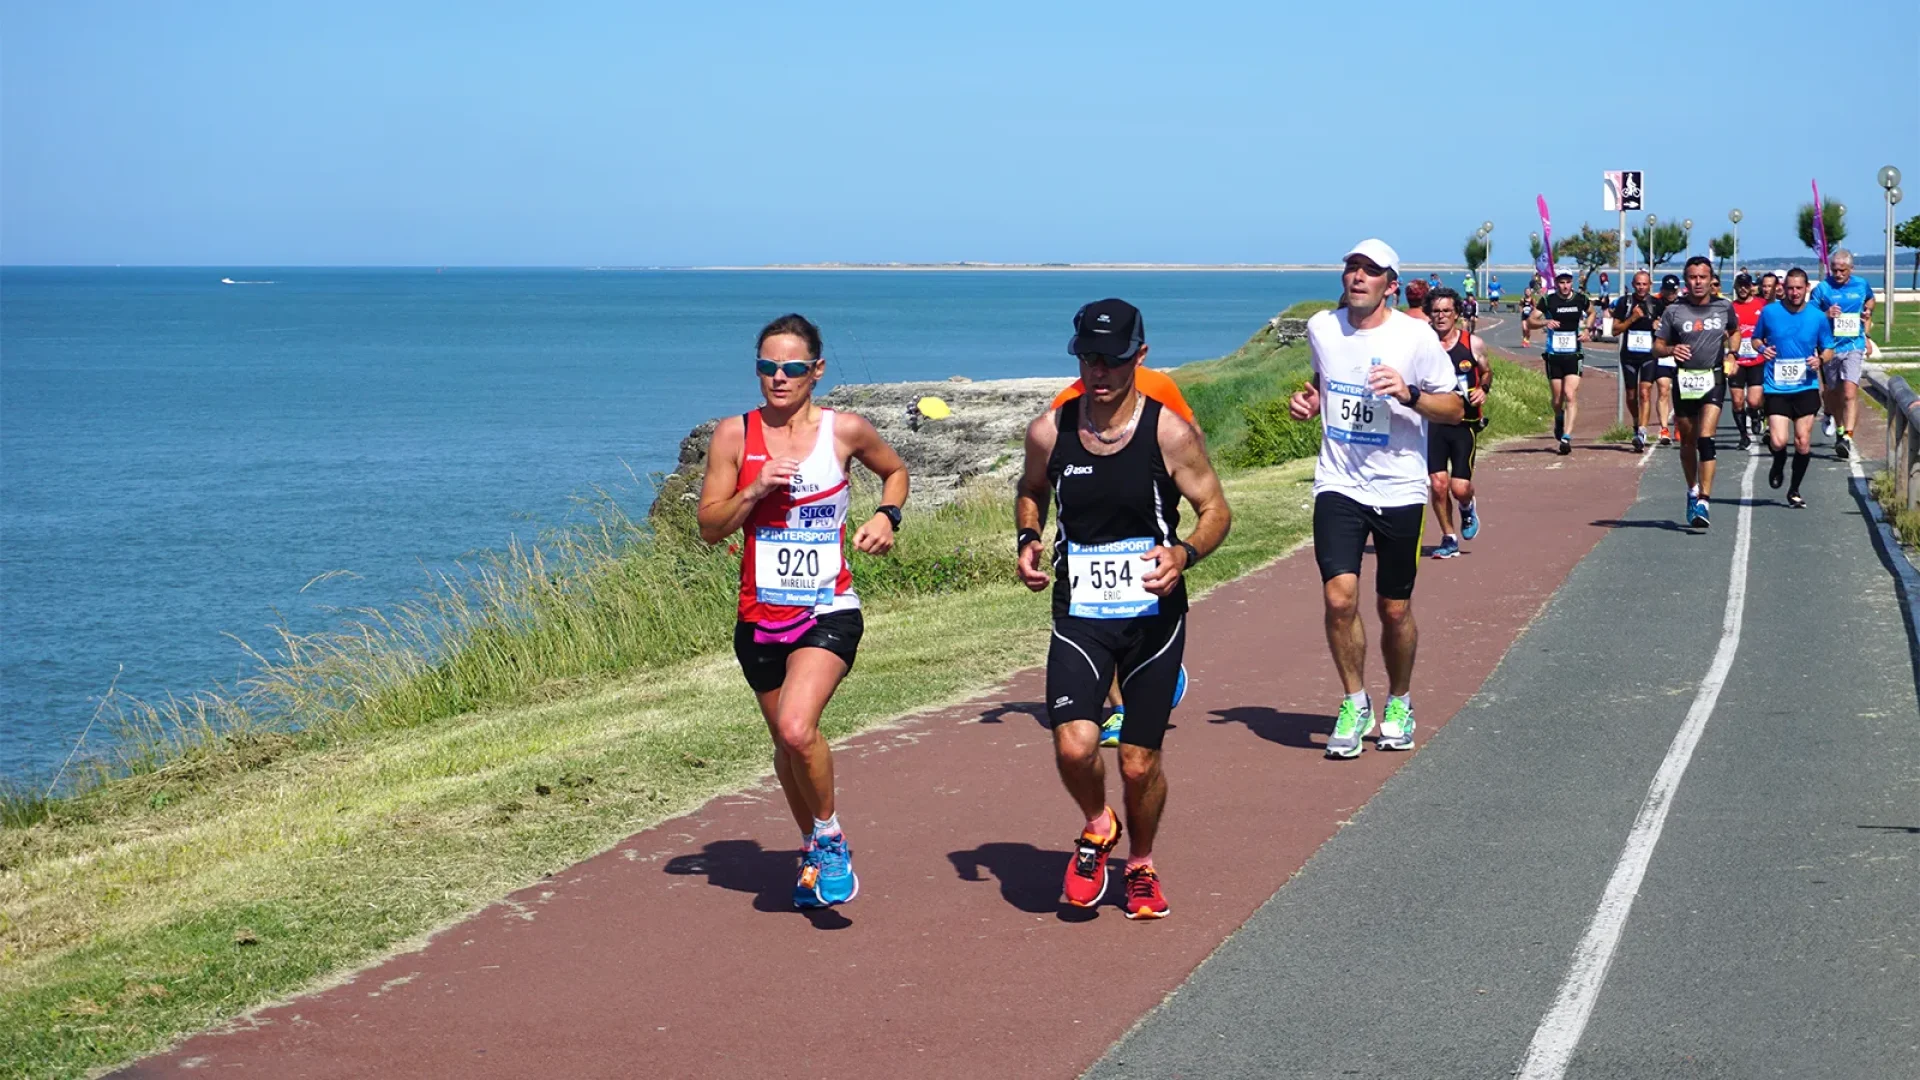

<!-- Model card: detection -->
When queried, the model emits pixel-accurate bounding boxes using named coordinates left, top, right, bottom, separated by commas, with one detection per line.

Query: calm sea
left=0, top=267, right=1338, bottom=780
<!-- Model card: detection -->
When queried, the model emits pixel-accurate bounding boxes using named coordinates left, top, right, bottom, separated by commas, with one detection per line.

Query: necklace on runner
left=1084, top=393, right=1145, bottom=445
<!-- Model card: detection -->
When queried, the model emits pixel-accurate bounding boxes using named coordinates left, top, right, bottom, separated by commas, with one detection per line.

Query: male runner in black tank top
left=1015, top=298, right=1232, bottom=921
left=1422, top=288, right=1490, bottom=559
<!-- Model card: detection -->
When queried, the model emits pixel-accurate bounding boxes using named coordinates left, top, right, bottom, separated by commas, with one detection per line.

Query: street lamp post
left=1729, top=209, right=1743, bottom=284
left=1682, top=218, right=1694, bottom=261
left=1480, top=220, right=1494, bottom=300
left=1645, top=213, right=1658, bottom=274
left=1882, top=166, right=1902, bottom=343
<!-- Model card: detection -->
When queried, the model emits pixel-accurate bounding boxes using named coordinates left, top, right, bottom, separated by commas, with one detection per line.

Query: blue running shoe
left=811, top=832, right=859, bottom=906
left=1172, top=665, right=1189, bottom=709
left=1460, top=502, right=1479, bottom=540
left=1692, top=499, right=1711, bottom=529
left=793, top=840, right=826, bottom=909
left=1433, top=535, right=1461, bottom=559
left=1099, top=706, right=1124, bottom=748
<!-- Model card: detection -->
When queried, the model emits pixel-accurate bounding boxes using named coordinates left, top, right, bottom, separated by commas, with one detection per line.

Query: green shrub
left=1227, top=400, right=1322, bottom=468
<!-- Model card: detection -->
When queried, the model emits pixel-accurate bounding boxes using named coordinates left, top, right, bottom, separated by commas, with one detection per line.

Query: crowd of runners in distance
left=690, top=237, right=1881, bottom=920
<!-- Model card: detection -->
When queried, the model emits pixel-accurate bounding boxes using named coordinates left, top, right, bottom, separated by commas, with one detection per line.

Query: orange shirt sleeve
left=1049, top=368, right=1194, bottom=425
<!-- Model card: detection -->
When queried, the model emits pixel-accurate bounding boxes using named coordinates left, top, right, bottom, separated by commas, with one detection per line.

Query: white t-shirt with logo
left=1308, top=307, right=1458, bottom=508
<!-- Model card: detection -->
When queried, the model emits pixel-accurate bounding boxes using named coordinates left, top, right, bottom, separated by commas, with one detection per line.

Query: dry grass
left=0, top=459, right=1345, bottom=1079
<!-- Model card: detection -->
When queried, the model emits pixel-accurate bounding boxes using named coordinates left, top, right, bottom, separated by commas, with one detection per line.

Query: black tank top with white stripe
left=1047, top=396, right=1186, bottom=620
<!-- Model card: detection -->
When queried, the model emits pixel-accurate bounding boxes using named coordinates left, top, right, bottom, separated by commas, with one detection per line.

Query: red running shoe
left=1123, top=864, right=1170, bottom=920
left=1063, top=809, right=1122, bottom=908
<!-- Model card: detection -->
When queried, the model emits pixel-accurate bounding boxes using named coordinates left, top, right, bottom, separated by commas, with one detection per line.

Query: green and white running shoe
left=1324, top=696, right=1373, bottom=759
left=1099, top=706, right=1124, bottom=748
left=1376, top=697, right=1415, bottom=751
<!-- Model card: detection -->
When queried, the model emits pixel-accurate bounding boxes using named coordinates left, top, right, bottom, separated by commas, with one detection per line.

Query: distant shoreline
left=687, top=262, right=1550, bottom=273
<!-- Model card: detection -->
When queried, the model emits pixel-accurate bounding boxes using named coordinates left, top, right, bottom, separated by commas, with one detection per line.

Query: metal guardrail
left=1864, top=365, right=1920, bottom=509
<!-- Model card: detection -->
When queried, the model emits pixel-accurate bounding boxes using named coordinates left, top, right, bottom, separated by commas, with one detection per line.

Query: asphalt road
left=1090, top=338, right=1920, bottom=1079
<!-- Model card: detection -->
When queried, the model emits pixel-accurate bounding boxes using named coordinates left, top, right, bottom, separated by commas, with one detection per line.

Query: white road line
left=1515, top=452, right=1761, bottom=1080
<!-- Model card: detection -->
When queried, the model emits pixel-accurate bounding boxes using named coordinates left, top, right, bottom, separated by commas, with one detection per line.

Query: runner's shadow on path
left=978, top=701, right=1048, bottom=728
left=1590, top=518, right=1695, bottom=533
left=1208, top=706, right=1329, bottom=751
left=663, top=840, right=853, bottom=930
left=948, top=843, right=1102, bottom=922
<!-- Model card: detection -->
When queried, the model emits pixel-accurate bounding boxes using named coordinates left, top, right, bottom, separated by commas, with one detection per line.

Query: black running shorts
left=733, top=610, right=863, bottom=694
left=1046, top=611, right=1185, bottom=751
left=1729, top=364, right=1765, bottom=389
left=1544, top=354, right=1583, bottom=380
left=1764, top=388, right=1821, bottom=419
left=1312, top=492, right=1424, bottom=601
left=1427, top=423, right=1477, bottom=481
left=1619, top=353, right=1660, bottom=390
left=1671, top=372, right=1728, bottom=417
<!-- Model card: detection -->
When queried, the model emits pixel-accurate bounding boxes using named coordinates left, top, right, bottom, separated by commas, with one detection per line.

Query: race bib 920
left=1067, top=537, right=1159, bottom=619
left=1324, top=378, right=1390, bottom=446
left=754, top=527, right=841, bottom=607
left=1833, top=313, right=1862, bottom=337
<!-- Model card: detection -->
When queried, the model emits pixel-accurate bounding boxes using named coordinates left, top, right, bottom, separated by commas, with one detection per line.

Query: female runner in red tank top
left=696, top=313, right=909, bottom=909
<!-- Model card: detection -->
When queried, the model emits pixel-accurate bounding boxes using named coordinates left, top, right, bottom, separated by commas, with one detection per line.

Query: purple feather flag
left=1811, top=179, right=1828, bottom=275
left=1535, top=195, right=1556, bottom=282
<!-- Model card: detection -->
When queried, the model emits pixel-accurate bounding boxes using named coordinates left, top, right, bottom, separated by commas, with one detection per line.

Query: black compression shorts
left=1427, top=423, right=1477, bottom=480
left=733, top=610, right=863, bottom=694
left=1312, top=492, right=1424, bottom=601
left=1619, top=353, right=1659, bottom=389
left=1729, top=365, right=1766, bottom=389
left=1047, top=612, right=1185, bottom=751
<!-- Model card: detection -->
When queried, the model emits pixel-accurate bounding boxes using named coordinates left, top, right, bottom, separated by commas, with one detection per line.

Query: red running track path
left=119, top=368, right=1647, bottom=1080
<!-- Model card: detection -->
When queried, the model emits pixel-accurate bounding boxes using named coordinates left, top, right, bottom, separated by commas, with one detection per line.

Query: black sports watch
left=875, top=504, right=903, bottom=530
left=1402, top=383, right=1423, bottom=408
left=1177, top=540, right=1202, bottom=569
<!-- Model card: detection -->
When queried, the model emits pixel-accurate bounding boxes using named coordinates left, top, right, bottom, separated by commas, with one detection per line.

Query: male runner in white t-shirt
left=1288, top=239, right=1462, bottom=758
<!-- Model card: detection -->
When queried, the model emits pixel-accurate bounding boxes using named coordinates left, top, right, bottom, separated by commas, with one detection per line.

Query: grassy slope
left=0, top=322, right=1554, bottom=1079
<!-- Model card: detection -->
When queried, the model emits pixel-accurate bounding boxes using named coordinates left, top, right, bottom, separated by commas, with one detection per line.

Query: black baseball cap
left=1733, top=272, right=1754, bottom=287
left=1068, top=298, right=1145, bottom=360
left=1660, top=273, right=1681, bottom=290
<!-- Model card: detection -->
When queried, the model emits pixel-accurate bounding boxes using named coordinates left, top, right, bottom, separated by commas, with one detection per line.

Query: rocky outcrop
left=648, top=314, right=1307, bottom=520
left=648, top=376, right=1064, bottom=519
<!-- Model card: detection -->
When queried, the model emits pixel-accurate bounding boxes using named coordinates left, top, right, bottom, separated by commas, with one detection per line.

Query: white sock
left=1389, top=693, right=1412, bottom=713
left=1346, top=690, right=1369, bottom=711
left=1689, top=485, right=1700, bottom=499
left=812, top=814, right=841, bottom=838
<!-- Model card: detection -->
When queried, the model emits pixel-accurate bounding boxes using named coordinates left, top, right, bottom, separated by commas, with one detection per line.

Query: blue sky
left=4, top=0, right=1916, bottom=266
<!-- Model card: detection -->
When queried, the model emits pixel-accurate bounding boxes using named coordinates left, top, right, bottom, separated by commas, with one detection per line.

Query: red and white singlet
left=735, top=408, right=859, bottom=625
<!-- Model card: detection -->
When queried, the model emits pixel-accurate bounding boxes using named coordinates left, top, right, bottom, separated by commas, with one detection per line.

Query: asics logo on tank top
left=1063, top=464, right=1094, bottom=477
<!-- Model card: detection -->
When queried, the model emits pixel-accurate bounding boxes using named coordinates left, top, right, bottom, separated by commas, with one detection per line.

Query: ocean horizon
left=0, top=267, right=1342, bottom=781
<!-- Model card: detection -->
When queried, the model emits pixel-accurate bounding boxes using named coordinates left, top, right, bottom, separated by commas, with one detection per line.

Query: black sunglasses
left=1076, top=352, right=1137, bottom=370
left=755, top=358, right=817, bottom=378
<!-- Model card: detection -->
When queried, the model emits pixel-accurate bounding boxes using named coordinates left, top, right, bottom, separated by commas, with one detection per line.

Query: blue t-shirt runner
left=1751, top=301, right=1835, bottom=395
left=1810, top=274, right=1873, bottom=353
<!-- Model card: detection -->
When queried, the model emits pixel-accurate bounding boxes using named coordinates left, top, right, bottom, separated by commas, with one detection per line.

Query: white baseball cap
left=1342, top=238, right=1401, bottom=276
